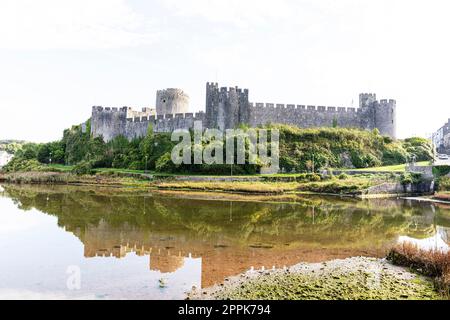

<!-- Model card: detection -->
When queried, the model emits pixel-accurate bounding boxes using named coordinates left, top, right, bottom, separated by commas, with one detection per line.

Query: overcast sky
left=0, top=0, right=449, bottom=142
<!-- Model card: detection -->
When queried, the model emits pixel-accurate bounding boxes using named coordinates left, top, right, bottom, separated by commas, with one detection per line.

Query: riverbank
left=187, top=256, right=443, bottom=300
left=0, top=170, right=432, bottom=199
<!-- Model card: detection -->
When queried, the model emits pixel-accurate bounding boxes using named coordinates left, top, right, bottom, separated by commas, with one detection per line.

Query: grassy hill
left=1, top=123, right=434, bottom=175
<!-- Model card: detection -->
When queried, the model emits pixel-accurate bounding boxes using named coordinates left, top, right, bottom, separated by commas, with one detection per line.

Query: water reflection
left=0, top=184, right=449, bottom=299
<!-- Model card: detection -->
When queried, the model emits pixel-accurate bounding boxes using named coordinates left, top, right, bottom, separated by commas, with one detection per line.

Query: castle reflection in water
left=1, top=184, right=449, bottom=288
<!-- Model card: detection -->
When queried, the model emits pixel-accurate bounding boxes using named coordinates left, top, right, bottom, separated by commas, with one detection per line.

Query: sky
left=0, top=0, right=449, bottom=142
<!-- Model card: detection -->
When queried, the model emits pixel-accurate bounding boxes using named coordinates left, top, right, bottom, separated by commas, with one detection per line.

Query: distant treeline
left=0, top=140, right=26, bottom=154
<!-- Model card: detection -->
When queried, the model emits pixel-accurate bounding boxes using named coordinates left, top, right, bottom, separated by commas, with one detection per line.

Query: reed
left=387, top=242, right=450, bottom=296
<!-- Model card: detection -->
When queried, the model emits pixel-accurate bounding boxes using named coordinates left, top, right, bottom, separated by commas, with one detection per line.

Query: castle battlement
left=249, top=102, right=362, bottom=114
left=359, top=93, right=377, bottom=99
left=122, top=112, right=206, bottom=124
left=216, top=86, right=249, bottom=96
left=379, top=99, right=396, bottom=105
left=92, top=106, right=133, bottom=113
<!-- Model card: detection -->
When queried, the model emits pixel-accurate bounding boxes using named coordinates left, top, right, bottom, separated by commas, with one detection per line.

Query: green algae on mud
left=189, top=257, right=442, bottom=300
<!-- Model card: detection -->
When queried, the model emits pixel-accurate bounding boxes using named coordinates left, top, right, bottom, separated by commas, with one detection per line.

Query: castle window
left=163, top=99, right=166, bottom=103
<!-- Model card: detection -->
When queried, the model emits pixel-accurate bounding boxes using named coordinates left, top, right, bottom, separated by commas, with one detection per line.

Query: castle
left=91, top=83, right=397, bottom=142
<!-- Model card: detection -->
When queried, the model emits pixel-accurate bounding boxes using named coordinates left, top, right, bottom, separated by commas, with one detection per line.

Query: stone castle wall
left=248, top=103, right=371, bottom=130
left=205, top=82, right=396, bottom=137
left=246, top=100, right=395, bottom=136
left=91, top=82, right=397, bottom=142
left=91, top=106, right=206, bottom=141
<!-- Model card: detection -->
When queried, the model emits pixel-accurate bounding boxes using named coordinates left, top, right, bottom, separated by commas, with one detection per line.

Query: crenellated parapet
left=359, top=93, right=377, bottom=108
left=124, top=112, right=206, bottom=123
left=249, top=103, right=360, bottom=113
left=92, top=106, right=128, bottom=113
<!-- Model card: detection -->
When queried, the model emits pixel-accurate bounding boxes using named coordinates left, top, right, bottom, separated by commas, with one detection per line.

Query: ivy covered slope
left=2, top=121, right=434, bottom=175
left=275, top=124, right=433, bottom=172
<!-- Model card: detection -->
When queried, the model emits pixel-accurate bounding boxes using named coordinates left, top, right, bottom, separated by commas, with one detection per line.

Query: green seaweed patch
left=212, top=269, right=440, bottom=300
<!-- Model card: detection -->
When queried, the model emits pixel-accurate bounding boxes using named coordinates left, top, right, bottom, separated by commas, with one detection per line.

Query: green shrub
left=338, top=173, right=349, bottom=180
left=37, top=141, right=65, bottom=164
left=2, top=158, right=45, bottom=172
left=71, top=161, right=94, bottom=175
left=433, top=166, right=450, bottom=177
left=155, top=152, right=179, bottom=173
left=308, top=173, right=322, bottom=182
left=382, top=143, right=408, bottom=165
left=438, top=177, right=450, bottom=191
left=402, top=137, right=434, bottom=162
left=350, top=151, right=381, bottom=168
left=399, top=172, right=423, bottom=185
left=15, top=143, right=40, bottom=160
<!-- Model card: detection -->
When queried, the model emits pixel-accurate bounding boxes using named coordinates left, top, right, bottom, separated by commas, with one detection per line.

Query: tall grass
left=387, top=242, right=449, bottom=297
left=0, top=171, right=73, bottom=184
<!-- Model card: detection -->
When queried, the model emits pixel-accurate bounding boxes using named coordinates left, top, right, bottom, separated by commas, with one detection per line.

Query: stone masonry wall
left=205, top=82, right=396, bottom=137
left=91, top=107, right=128, bottom=143
left=248, top=103, right=371, bottom=130
left=91, top=106, right=206, bottom=142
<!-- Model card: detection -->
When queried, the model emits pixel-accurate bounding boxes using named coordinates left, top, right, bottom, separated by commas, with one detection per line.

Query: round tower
left=374, top=99, right=397, bottom=139
left=156, top=88, right=189, bottom=115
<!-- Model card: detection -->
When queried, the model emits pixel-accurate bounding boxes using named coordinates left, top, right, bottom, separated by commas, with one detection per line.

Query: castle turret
left=374, top=99, right=397, bottom=139
left=205, top=82, right=250, bottom=130
left=206, top=82, right=219, bottom=128
left=156, top=88, right=189, bottom=115
left=358, top=93, right=396, bottom=139
left=91, top=106, right=128, bottom=142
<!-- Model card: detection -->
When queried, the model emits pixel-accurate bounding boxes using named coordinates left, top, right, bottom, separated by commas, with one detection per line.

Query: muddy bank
left=0, top=170, right=443, bottom=200
left=188, top=257, right=443, bottom=300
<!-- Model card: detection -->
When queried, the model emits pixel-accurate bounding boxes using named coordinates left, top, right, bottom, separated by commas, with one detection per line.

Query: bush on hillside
left=402, top=137, right=434, bottom=162
left=274, top=125, right=417, bottom=172
left=438, top=177, right=450, bottom=192
left=71, top=160, right=94, bottom=175
left=2, top=158, right=46, bottom=173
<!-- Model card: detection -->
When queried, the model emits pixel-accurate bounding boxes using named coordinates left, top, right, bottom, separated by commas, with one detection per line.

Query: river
left=0, top=183, right=448, bottom=299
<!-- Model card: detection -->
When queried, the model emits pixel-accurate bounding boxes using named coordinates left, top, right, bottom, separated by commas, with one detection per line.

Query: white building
left=433, top=119, right=450, bottom=154
left=0, top=151, right=13, bottom=168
